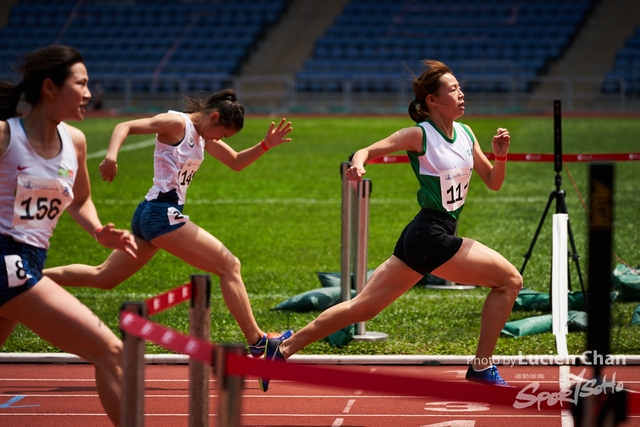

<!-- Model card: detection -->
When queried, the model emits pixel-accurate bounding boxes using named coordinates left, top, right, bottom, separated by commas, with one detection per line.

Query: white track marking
left=443, top=369, right=468, bottom=379
left=87, top=139, right=156, bottom=160
left=342, top=399, right=356, bottom=413
left=559, top=365, right=574, bottom=427
left=96, top=197, right=547, bottom=206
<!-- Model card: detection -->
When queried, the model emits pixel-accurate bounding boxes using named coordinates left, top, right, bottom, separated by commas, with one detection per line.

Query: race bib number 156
left=13, top=175, right=73, bottom=230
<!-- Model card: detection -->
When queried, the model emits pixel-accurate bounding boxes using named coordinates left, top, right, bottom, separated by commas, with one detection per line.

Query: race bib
left=13, top=175, right=74, bottom=230
left=178, top=159, right=202, bottom=192
left=167, top=207, right=190, bottom=226
left=439, top=166, right=472, bottom=212
left=4, top=254, right=32, bottom=288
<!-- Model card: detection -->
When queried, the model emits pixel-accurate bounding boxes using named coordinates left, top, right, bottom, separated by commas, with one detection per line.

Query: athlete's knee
left=216, top=251, right=242, bottom=280
left=93, top=338, right=123, bottom=374
left=500, top=268, right=523, bottom=298
left=79, top=333, right=123, bottom=380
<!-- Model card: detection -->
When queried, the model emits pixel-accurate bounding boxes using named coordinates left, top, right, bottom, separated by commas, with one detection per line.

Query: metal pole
left=349, top=169, right=359, bottom=293
left=352, top=179, right=388, bottom=342
left=215, top=344, right=245, bottom=427
left=353, top=179, right=370, bottom=336
left=120, top=301, right=147, bottom=427
left=189, top=274, right=212, bottom=427
left=340, top=162, right=353, bottom=303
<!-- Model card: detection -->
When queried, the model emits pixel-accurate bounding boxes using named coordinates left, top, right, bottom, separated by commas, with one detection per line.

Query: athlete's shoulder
left=60, top=122, right=87, bottom=158
left=0, top=120, right=10, bottom=156
left=456, top=122, right=476, bottom=143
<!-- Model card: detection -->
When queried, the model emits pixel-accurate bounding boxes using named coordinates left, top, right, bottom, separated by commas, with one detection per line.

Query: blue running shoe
left=465, top=365, right=513, bottom=387
left=258, top=336, right=287, bottom=392
left=249, top=330, right=293, bottom=358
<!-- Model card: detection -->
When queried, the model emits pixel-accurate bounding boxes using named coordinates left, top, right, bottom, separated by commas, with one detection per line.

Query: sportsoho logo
left=513, top=368, right=624, bottom=411
left=467, top=351, right=627, bottom=411
left=468, top=351, right=627, bottom=368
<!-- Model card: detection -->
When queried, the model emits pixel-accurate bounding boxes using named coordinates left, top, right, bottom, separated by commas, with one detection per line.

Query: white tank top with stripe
left=407, top=120, right=475, bottom=220
left=144, top=111, right=205, bottom=205
left=0, top=117, right=78, bottom=249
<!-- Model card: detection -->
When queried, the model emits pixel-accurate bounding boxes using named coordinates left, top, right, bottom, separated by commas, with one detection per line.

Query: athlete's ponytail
left=0, top=81, right=25, bottom=120
left=408, top=59, right=452, bottom=124
left=0, top=44, right=84, bottom=120
left=183, top=88, right=245, bottom=131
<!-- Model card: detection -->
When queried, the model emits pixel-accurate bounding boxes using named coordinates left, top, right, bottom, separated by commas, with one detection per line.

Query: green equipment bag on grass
left=316, top=271, right=374, bottom=289
left=513, top=289, right=617, bottom=312
left=501, top=310, right=588, bottom=338
left=632, top=305, right=640, bottom=325
left=326, top=324, right=355, bottom=347
left=273, top=287, right=356, bottom=312
left=611, top=263, right=640, bottom=301
left=316, top=271, right=445, bottom=288
left=513, top=289, right=551, bottom=311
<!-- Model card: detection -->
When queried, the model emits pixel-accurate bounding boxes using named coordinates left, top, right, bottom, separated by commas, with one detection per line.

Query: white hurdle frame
left=552, top=213, right=569, bottom=357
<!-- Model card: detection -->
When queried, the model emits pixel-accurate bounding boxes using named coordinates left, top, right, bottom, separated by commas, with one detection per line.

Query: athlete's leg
left=150, top=222, right=263, bottom=344
left=432, top=238, right=522, bottom=369
left=44, top=235, right=159, bottom=289
left=279, top=256, right=423, bottom=358
left=0, top=317, right=17, bottom=346
left=0, top=277, right=123, bottom=426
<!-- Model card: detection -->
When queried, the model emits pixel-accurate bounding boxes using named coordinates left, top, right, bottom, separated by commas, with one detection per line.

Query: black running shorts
left=392, top=208, right=463, bottom=274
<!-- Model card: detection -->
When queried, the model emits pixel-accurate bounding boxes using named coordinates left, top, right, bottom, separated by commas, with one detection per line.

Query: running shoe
left=249, top=330, right=293, bottom=358
left=258, top=336, right=287, bottom=392
left=465, top=365, right=513, bottom=387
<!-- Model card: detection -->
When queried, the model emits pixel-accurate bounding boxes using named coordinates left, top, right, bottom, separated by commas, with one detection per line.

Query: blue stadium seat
left=604, top=27, right=640, bottom=95
left=0, top=0, right=288, bottom=92
left=296, top=0, right=592, bottom=93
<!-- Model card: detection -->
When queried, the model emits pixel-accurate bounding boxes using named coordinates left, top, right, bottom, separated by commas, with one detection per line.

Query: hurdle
left=340, top=161, right=388, bottom=342
left=120, top=301, right=146, bottom=427
left=120, top=273, right=211, bottom=427
left=119, top=296, right=640, bottom=424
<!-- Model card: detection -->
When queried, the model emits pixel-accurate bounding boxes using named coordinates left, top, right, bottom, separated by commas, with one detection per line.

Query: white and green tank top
left=407, top=120, right=475, bottom=220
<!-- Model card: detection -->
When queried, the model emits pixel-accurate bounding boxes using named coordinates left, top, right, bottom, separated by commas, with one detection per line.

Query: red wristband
left=495, top=155, right=507, bottom=162
left=260, top=141, right=269, bottom=151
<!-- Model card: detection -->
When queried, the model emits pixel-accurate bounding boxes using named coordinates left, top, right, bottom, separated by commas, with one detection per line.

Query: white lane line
left=342, top=399, right=356, bottom=413
left=331, top=418, right=343, bottom=426
left=95, top=196, right=548, bottom=206
left=0, top=413, right=581, bottom=418
left=559, top=365, right=574, bottom=427
left=86, top=139, right=156, bottom=160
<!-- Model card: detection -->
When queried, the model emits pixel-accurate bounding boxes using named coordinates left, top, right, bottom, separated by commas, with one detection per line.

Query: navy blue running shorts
left=392, top=208, right=463, bottom=275
left=131, top=199, right=189, bottom=242
left=0, top=234, right=46, bottom=307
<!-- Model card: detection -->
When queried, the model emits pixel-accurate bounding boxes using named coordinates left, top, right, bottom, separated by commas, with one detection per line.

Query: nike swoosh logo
left=17, top=165, right=29, bottom=171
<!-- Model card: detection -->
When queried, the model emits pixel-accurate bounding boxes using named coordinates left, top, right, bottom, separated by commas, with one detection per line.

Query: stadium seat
left=0, top=0, right=289, bottom=93
left=297, top=0, right=592, bottom=93
left=604, top=28, right=640, bottom=95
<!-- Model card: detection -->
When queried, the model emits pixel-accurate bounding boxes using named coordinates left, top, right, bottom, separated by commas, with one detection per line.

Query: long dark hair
left=183, top=88, right=245, bottom=131
left=0, top=44, right=84, bottom=120
left=408, top=59, right=453, bottom=123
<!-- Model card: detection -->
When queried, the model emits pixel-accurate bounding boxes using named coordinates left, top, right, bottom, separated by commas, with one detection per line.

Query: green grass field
left=4, top=114, right=639, bottom=356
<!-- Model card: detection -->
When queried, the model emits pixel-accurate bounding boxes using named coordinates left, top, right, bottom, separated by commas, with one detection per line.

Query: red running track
left=1, top=363, right=639, bottom=426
